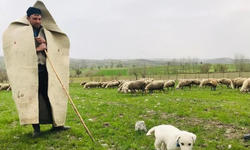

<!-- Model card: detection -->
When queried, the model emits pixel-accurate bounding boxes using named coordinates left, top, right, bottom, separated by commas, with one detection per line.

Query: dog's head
left=175, top=131, right=196, bottom=150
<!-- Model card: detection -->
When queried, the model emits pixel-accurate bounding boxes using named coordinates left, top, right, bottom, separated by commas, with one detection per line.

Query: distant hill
left=0, top=56, right=237, bottom=71
left=202, top=58, right=234, bottom=64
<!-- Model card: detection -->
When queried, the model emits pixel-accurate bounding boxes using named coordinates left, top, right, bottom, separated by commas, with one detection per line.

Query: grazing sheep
left=191, top=79, right=201, bottom=87
left=145, top=80, right=166, bottom=94
left=80, top=81, right=87, bottom=86
left=118, top=81, right=132, bottom=93
left=208, top=79, right=218, bottom=91
left=0, top=84, right=10, bottom=91
left=164, top=80, right=175, bottom=90
left=176, top=79, right=193, bottom=90
left=6, top=86, right=11, bottom=91
left=105, top=81, right=120, bottom=89
left=101, top=82, right=108, bottom=88
left=127, top=80, right=147, bottom=95
left=217, top=78, right=234, bottom=89
left=199, top=79, right=211, bottom=88
left=84, top=82, right=101, bottom=89
left=135, top=121, right=147, bottom=132
left=240, top=78, right=250, bottom=92
left=233, top=77, right=247, bottom=89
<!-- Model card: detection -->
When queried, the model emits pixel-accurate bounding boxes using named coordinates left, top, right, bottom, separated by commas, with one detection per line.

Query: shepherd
left=2, top=0, right=70, bottom=137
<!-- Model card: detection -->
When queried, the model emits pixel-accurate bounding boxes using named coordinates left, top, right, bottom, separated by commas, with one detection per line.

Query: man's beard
left=33, top=24, right=41, bottom=29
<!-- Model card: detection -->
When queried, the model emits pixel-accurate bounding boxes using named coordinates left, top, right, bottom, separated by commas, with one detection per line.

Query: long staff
left=44, top=50, right=95, bottom=142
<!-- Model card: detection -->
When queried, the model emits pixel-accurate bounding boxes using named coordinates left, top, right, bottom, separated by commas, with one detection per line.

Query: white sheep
left=0, top=84, right=10, bottom=91
left=240, top=78, right=250, bottom=92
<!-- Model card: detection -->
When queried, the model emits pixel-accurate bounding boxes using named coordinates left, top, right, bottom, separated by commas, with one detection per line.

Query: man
left=3, top=1, right=70, bottom=137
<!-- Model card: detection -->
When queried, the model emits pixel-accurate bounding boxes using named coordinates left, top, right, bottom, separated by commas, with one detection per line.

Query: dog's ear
left=191, top=133, right=197, bottom=143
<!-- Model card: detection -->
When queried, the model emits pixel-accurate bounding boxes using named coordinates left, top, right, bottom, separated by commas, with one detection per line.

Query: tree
left=139, top=63, right=147, bottom=78
left=234, top=53, right=249, bottom=72
left=200, top=63, right=211, bottom=73
left=110, top=61, right=114, bottom=68
left=116, top=61, right=123, bottom=68
left=128, top=68, right=140, bottom=80
left=214, top=64, right=228, bottom=73
left=85, top=70, right=94, bottom=81
left=75, top=68, right=82, bottom=77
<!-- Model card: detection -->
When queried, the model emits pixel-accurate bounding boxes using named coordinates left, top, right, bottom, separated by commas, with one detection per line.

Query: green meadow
left=1, top=83, right=250, bottom=149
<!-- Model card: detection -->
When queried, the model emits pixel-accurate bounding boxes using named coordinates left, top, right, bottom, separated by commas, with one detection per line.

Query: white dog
left=146, top=125, right=196, bottom=150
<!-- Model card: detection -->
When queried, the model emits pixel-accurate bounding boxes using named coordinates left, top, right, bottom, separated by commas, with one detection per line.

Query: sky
left=0, top=0, right=250, bottom=60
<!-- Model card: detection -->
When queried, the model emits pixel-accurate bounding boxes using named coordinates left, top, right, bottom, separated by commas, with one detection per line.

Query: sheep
left=199, top=78, right=211, bottom=88
left=233, top=77, right=247, bottom=89
left=217, top=78, right=234, bottom=89
left=84, top=82, right=101, bottom=89
left=80, top=81, right=87, bottom=86
left=118, top=81, right=132, bottom=93
left=176, top=79, right=193, bottom=90
left=127, top=80, right=147, bottom=95
left=0, top=84, right=11, bottom=91
left=145, top=80, right=166, bottom=94
left=163, top=80, right=175, bottom=90
left=208, top=79, right=218, bottom=91
left=191, top=79, right=201, bottom=87
left=240, top=78, right=250, bottom=92
left=101, top=82, right=109, bottom=88
left=7, top=86, right=11, bottom=91
left=105, top=81, right=120, bottom=89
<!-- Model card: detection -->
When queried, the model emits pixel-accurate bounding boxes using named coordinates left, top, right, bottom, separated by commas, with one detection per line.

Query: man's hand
left=35, top=36, right=46, bottom=44
left=36, top=43, right=47, bottom=51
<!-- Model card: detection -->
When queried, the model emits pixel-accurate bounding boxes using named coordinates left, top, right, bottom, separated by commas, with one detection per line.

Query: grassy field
left=1, top=83, right=250, bottom=149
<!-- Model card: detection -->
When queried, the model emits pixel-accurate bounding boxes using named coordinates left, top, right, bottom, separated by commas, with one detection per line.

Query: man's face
left=27, top=14, right=42, bottom=29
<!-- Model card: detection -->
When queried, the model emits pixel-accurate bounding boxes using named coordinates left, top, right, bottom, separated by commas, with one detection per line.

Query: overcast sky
left=1, top=0, right=250, bottom=60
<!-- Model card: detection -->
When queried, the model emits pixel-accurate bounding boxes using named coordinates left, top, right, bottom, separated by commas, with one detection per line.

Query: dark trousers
left=33, top=65, right=53, bottom=132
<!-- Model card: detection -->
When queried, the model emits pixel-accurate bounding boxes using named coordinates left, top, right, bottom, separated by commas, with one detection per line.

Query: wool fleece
left=2, top=0, right=70, bottom=126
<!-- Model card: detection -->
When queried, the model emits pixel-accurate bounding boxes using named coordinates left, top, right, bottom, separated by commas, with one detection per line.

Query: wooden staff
left=44, top=50, right=95, bottom=142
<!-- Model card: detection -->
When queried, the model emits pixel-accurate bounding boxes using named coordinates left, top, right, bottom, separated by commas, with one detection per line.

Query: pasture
left=1, top=83, right=250, bottom=149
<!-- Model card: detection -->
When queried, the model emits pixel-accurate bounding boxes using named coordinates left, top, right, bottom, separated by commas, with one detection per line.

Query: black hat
left=26, top=7, right=41, bottom=17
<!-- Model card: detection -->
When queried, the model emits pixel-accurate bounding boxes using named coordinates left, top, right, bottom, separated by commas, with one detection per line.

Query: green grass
left=1, top=84, right=250, bottom=149
left=95, top=69, right=128, bottom=76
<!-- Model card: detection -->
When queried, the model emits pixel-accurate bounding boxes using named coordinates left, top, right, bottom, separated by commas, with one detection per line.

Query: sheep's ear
left=191, top=133, right=197, bottom=143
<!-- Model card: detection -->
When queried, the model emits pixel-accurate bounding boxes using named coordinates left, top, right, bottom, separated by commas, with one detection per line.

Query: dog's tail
left=146, top=127, right=155, bottom=136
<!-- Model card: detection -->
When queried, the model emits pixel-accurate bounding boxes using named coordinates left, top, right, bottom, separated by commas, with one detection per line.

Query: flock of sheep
left=1, top=77, right=249, bottom=94
left=80, top=77, right=250, bottom=94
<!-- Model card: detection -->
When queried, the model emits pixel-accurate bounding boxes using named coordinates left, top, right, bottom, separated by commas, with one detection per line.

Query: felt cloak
left=2, top=0, right=70, bottom=126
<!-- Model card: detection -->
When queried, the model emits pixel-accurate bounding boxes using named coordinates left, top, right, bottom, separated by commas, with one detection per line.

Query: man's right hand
left=36, top=43, right=47, bottom=51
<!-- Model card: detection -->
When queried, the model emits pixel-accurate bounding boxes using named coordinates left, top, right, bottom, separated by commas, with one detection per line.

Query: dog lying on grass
left=146, top=125, right=196, bottom=150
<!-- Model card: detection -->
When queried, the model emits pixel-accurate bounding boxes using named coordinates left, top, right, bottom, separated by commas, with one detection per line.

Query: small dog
left=135, top=121, right=147, bottom=132
left=146, top=125, right=196, bottom=150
